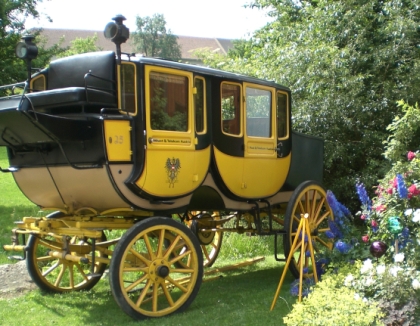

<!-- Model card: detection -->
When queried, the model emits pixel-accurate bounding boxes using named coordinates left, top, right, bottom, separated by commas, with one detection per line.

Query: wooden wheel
left=283, top=181, right=334, bottom=278
left=188, top=211, right=223, bottom=267
left=109, top=217, right=203, bottom=320
left=26, top=233, right=107, bottom=293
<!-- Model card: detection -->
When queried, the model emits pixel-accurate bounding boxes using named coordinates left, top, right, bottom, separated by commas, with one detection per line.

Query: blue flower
left=328, top=220, right=343, bottom=239
left=325, top=230, right=335, bottom=239
left=334, top=240, right=351, bottom=254
left=356, top=183, right=372, bottom=209
left=290, top=278, right=315, bottom=297
left=396, top=174, right=408, bottom=199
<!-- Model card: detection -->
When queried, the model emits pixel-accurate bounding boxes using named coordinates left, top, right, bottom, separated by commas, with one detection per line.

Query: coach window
left=150, top=71, right=189, bottom=132
left=221, top=83, right=241, bottom=136
left=245, top=86, right=272, bottom=138
left=277, top=92, right=288, bottom=139
left=120, top=62, right=136, bottom=114
left=194, top=77, right=206, bottom=134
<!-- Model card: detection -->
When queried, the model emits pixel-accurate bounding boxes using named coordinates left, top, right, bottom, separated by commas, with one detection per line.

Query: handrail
left=83, top=72, right=117, bottom=105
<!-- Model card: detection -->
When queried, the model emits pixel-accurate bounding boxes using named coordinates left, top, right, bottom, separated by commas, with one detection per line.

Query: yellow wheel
left=26, top=233, right=107, bottom=293
left=109, top=217, right=203, bottom=320
left=188, top=211, right=223, bottom=267
left=283, top=181, right=334, bottom=278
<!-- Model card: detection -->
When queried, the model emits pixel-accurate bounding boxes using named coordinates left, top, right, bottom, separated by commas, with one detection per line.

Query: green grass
left=0, top=147, right=39, bottom=264
left=0, top=257, right=295, bottom=326
left=0, top=146, right=296, bottom=325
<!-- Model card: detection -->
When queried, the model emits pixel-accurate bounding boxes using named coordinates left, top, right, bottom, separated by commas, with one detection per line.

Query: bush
left=283, top=269, right=383, bottom=326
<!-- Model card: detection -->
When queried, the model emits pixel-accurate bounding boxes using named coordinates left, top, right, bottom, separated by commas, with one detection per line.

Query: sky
left=25, top=0, right=272, bottom=39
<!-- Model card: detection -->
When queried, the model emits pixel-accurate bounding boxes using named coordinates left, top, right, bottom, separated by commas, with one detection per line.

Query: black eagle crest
left=165, top=158, right=181, bottom=187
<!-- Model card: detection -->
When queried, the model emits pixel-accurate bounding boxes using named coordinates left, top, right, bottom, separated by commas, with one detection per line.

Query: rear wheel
left=109, top=217, right=203, bottom=320
left=188, top=211, right=223, bottom=267
left=283, top=181, right=334, bottom=278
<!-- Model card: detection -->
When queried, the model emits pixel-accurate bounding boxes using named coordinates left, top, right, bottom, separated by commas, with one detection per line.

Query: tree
left=56, top=34, right=102, bottom=58
left=131, top=14, right=181, bottom=61
left=197, top=0, right=420, bottom=210
left=0, top=0, right=43, bottom=85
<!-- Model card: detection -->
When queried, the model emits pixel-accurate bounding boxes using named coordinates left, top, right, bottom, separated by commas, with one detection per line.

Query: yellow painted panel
left=214, top=147, right=291, bottom=198
left=104, top=120, right=132, bottom=161
left=136, top=146, right=211, bottom=197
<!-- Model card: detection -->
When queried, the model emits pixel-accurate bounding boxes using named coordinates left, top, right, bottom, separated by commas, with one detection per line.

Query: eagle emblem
left=165, top=158, right=181, bottom=187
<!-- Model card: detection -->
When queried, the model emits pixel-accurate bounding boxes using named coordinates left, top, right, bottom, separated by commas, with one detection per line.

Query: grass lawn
left=0, top=146, right=296, bottom=325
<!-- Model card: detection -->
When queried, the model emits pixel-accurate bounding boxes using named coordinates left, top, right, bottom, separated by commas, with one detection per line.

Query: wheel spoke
left=166, top=276, right=189, bottom=293
left=163, top=235, right=182, bottom=260
left=69, top=265, right=75, bottom=289
left=152, top=284, right=158, bottom=312
left=136, top=279, right=153, bottom=307
left=54, top=264, right=66, bottom=287
left=143, top=233, right=155, bottom=261
left=75, top=263, right=89, bottom=282
left=157, top=229, right=166, bottom=258
left=42, top=261, right=60, bottom=277
left=125, top=273, right=148, bottom=292
left=161, top=283, right=175, bottom=307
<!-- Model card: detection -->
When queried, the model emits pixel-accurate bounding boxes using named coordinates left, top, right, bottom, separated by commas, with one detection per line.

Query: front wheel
left=283, top=181, right=334, bottom=278
left=109, top=217, right=203, bottom=320
left=26, top=233, right=107, bottom=293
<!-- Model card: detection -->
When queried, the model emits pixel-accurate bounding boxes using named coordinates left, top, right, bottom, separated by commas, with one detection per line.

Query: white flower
left=389, top=266, right=403, bottom=277
left=344, top=274, right=354, bottom=287
left=412, top=279, right=420, bottom=290
left=413, top=209, right=420, bottom=223
left=364, top=277, right=375, bottom=287
left=405, top=209, right=413, bottom=216
left=376, top=265, right=386, bottom=275
left=394, top=253, right=405, bottom=263
left=360, top=259, right=373, bottom=274
left=354, top=293, right=360, bottom=300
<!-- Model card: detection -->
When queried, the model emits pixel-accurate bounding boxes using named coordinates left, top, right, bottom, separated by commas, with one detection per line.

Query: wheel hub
left=156, top=265, right=170, bottom=278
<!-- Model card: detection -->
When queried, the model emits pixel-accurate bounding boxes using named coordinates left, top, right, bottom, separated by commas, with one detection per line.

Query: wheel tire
left=109, top=217, right=203, bottom=320
left=26, top=233, right=107, bottom=293
left=283, top=181, right=334, bottom=278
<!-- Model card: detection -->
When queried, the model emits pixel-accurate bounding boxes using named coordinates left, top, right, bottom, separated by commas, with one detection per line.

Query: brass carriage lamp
left=104, top=14, right=129, bottom=64
left=15, top=35, right=38, bottom=84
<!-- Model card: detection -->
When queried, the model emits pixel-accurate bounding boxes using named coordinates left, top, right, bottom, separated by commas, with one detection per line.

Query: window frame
left=194, top=76, right=207, bottom=135
left=220, top=81, right=242, bottom=137
left=118, top=61, right=137, bottom=115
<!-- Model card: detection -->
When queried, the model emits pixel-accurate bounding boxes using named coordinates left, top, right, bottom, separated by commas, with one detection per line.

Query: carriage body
left=1, top=22, right=332, bottom=320
left=0, top=51, right=323, bottom=215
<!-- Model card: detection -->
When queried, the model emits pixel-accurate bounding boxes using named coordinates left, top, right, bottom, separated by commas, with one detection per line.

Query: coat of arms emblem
left=165, top=158, right=181, bottom=187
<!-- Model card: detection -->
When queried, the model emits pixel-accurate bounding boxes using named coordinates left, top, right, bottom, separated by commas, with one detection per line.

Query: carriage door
left=135, top=66, right=207, bottom=198
left=242, top=84, right=291, bottom=197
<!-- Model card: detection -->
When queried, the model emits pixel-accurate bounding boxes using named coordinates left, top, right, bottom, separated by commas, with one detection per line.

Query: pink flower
left=408, top=184, right=420, bottom=197
left=375, top=205, right=386, bottom=213
left=360, top=214, right=367, bottom=220
left=386, top=188, right=393, bottom=195
left=362, top=235, right=369, bottom=243
left=371, top=220, right=378, bottom=228
left=408, top=151, right=416, bottom=161
left=393, top=177, right=398, bottom=189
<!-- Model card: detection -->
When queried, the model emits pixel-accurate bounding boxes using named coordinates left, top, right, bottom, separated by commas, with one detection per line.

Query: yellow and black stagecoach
left=0, top=16, right=333, bottom=320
